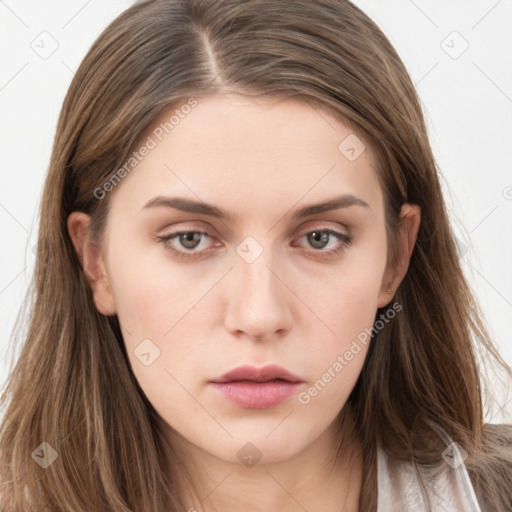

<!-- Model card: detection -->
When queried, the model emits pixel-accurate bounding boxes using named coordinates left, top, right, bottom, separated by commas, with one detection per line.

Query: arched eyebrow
left=141, top=194, right=370, bottom=222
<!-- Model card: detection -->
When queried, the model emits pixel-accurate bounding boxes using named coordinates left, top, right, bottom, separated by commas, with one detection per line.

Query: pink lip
left=211, top=364, right=303, bottom=384
left=209, top=364, right=304, bottom=409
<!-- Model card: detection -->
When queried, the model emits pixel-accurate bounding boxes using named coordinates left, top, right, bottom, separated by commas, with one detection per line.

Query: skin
left=68, top=93, right=420, bottom=512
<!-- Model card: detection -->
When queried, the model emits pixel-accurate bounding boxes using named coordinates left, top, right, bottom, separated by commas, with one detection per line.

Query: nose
left=223, top=248, right=293, bottom=342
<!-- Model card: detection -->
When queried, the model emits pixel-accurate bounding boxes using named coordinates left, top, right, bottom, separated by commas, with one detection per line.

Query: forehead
left=144, top=93, right=371, bottom=160
left=108, top=93, right=383, bottom=219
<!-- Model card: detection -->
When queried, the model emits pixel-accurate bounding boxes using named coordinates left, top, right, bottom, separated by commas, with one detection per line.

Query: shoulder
left=467, top=423, right=512, bottom=511
left=481, top=422, right=512, bottom=447
left=377, top=441, right=482, bottom=512
left=376, top=423, right=512, bottom=511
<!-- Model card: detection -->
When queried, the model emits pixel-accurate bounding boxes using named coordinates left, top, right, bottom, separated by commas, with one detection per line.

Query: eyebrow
left=141, top=194, right=370, bottom=221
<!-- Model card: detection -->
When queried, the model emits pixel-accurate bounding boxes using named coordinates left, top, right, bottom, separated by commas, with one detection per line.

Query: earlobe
left=377, top=203, right=421, bottom=308
left=67, top=212, right=117, bottom=316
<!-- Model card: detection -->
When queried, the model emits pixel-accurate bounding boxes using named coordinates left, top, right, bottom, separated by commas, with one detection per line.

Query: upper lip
left=210, top=364, right=304, bottom=383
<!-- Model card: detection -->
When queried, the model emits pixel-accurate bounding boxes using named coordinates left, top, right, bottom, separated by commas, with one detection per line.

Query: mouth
left=209, top=364, right=304, bottom=409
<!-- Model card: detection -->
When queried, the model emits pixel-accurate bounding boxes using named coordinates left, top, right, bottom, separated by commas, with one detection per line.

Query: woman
left=1, top=0, right=511, bottom=510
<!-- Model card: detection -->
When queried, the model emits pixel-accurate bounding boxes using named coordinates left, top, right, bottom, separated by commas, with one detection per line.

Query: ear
left=67, top=212, right=117, bottom=316
left=378, top=203, right=421, bottom=308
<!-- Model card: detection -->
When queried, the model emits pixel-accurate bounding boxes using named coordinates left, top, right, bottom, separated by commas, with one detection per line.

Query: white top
left=377, top=425, right=482, bottom=511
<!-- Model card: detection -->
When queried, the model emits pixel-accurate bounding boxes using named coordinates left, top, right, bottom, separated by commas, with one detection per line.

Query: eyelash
left=157, top=227, right=352, bottom=261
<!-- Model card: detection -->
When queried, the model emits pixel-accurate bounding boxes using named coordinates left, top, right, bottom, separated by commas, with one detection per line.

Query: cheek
left=310, top=235, right=388, bottom=342
left=297, top=232, right=387, bottom=392
left=107, top=258, right=211, bottom=419
left=300, top=275, right=379, bottom=388
left=295, top=276, right=384, bottom=414
left=106, top=231, right=207, bottom=340
left=106, top=241, right=217, bottom=384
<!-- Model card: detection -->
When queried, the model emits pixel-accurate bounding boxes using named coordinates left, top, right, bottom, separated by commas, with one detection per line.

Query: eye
left=293, top=228, right=352, bottom=257
left=157, top=230, right=217, bottom=259
left=157, top=226, right=352, bottom=261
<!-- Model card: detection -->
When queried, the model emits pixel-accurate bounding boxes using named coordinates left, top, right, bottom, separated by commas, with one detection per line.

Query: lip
left=211, top=364, right=303, bottom=384
left=209, top=364, right=304, bottom=409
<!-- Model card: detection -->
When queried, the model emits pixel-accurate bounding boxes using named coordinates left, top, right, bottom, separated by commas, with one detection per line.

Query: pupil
left=181, top=232, right=200, bottom=249
left=309, top=231, right=328, bottom=249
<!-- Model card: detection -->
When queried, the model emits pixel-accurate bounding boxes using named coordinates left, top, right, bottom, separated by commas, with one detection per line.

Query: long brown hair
left=1, top=0, right=511, bottom=510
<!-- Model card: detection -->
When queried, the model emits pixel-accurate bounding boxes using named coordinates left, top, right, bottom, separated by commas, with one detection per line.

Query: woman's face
left=75, top=94, right=405, bottom=465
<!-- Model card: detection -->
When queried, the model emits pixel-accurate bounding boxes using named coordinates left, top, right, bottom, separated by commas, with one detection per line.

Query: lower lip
left=209, top=380, right=302, bottom=409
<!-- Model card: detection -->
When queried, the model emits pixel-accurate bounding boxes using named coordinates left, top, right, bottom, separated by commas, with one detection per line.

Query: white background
left=1, top=1, right=511, bottom=420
